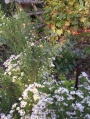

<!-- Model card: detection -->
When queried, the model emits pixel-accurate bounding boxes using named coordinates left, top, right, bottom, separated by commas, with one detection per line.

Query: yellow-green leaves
left=56, top=29, right=63, bottom=35
left=69, top=0, right=75, bottom=5
left=50, top=23, right=56, bottom=32
left=44, top=0, right=90, bottom=42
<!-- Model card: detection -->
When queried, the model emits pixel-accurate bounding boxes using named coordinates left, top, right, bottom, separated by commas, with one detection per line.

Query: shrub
left=1, top=72, right=90, bottom=119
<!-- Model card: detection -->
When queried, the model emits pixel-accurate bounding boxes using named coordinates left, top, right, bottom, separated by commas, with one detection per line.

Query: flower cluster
left=0, top=113, right=12, bottom=119
left=3, top=54, right=22, bottom=75
left=1, top=73, right=89, bottom=119
left=3, top=54, right=24, bottom=82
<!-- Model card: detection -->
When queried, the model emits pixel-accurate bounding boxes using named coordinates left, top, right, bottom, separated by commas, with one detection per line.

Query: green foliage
left=0, top=1, right=90, bottom=118
left=21, top=41, right=53, bottom=83
left=84, top=45, right=90, bottom=55
left=44, top=0, right=90, bottom=34
left=53, top=41, right=77, bottom=74
left=0, top=69, right=22, bottom=114
left=0, top=67, right=90, bottom=118
left=0, top=8, right=32, bottom=53
left=52, top=33, right=89, bottom=75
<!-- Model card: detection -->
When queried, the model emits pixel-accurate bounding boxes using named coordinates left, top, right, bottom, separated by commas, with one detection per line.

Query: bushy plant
left=0, top=6, right=33, bottom=53
left=53, top=39, right=86, bottom=75
left=2, top=41, right=53, bottom=83
left=21, top=41, right=53, bottom=82
left=0, top=1, right=90, bottom=119
left=0, top=68, right=22, bottom=114
left=0, top=5, right=55, bottom=117
left=0, top=40, right=54, bottom=116
left=0, top=72, right=90, bottom=119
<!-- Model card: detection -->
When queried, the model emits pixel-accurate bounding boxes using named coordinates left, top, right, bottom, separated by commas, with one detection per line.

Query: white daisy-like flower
left=18, top=109, right=25, bottom=116
left=4, top=0, right=10, bottom=4
left=20, top=101, right=27, bottom=108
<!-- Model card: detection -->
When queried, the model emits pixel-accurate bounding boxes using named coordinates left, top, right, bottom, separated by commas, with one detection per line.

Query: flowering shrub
left=0, top=1, right=90, bottom=119
left=0, top=40, right=55, bottom=117
left=0, top=71, right=90, bottom=119
left=3, top=41, right=53, bottom=82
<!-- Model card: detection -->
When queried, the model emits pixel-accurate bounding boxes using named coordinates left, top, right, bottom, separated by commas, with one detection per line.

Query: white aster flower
left=12, top=103, right=17, bottom=109
left=6, top=114, right=12, bottom=119
left=9, top=110, right=14, bottom=114
left=18, top=109, right=25, bottom=116
left=20, top=101, right=27, bottom=108
left=4, top=0, right=10, bottom=4
left=39, top=102, right=46, bottom=109
left=8, top=71, right=12, bottom=76
left=33, top=94, right=40, bottom=101
left=1, top=116, right=7, bottom=119
left=0, top=113, right=6, bottom=119
left=82, top=72, right=88, bottom=77
left=22, top=92, right=28, bottom=100
left=67, top=95, right=74, bottom=100
left=63, top=102, right=68, bottom=106
left=21, top=72, right=24, bottom=77
left=50, top=62, right=55, bottom=67
left=79, top=72, right=88, bottom=80
left=66, top=111, right=76, bottom=116
left=16, top=107, right=20, bottom=111
left=85, top=114, right=90, bottom=119
left=31, top=88, right=38, bottom=94
left=18, top=97, right=22, bottom=101
left=75, top=90, right=84, bottom=98
left=31, top=42, right=35, bottom=46
left=73, top=103, right=84, bottom=112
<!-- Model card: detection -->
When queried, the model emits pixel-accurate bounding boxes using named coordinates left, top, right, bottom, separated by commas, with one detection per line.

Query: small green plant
left=52, top=36, right=89, bottom=77
left=0, top=7, right=33, bottom=53
left=53, top=41, right=77, bottom=75
left=21, top=41, right=53, bottom=82
left=0, top=69, right=22, bottom=114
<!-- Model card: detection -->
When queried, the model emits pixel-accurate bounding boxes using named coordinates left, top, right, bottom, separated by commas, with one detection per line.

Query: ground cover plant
left=0, top=0, right=90, bottom=119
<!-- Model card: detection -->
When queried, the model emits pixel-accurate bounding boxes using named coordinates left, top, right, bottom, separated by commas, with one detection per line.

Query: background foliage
left=44, top=0, right=90, bottom=36
left=0, top=0, right=90, bottom=119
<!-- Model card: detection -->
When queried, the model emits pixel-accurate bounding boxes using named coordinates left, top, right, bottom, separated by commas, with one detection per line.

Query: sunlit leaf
left=56, top=29, right=63, bottom=35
